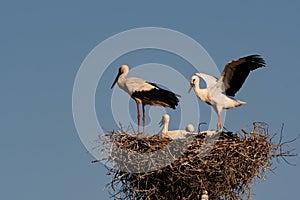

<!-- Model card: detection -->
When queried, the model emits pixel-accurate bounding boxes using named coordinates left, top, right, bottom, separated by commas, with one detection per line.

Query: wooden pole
left=201, top=190, right=208, bottom=200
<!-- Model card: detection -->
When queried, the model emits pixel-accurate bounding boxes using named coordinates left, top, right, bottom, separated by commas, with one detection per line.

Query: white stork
left=188, top=55, right=265, bottom=130
left=159, top=114, right=196, bottom=139
left=111, top=65, right=180, bottom=134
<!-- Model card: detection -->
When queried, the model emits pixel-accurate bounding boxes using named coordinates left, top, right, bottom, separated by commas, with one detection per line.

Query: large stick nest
left=94, top=122, right=295, bottom=200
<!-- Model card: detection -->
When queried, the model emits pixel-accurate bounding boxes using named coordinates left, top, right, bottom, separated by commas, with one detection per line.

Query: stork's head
left=111, top=65, right=129, bottom=88
left=159, top=114, right=170, bottom=127
left=185, top=123, right=195, bottom=133
left=188, top=75, right=200, bottom=93
left=119, top=65, right=129, bottom=74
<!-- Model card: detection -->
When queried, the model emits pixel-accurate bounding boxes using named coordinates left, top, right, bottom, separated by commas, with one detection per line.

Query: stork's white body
left=116, top=76, right=155, bottom=102
left=192, top=73, right=246, bottom=118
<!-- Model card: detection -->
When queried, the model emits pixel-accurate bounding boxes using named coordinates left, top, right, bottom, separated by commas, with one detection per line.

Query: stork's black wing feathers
left=132, top=82, right=180, bottom=109
left=147, top=82, right=181, bottom=97
left=221, top=55, right=265, bottom=96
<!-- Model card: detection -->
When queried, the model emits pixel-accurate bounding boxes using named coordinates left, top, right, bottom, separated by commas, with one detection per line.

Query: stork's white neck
left=161, top=121, right=169, bottom=134
left=193, top=82, right=209, bottom=103
left=117, top=71, right=128, bottom=89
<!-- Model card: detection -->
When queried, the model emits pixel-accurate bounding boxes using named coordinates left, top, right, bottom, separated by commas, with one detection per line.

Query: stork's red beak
left=111, top=71, right=121, bottom=89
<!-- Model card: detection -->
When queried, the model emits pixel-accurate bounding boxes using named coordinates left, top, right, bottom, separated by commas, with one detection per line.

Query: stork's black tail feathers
left=153, top=87, right=180, bottom=109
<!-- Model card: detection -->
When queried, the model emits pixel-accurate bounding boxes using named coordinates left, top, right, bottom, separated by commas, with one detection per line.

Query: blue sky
left=1, top=1, right=299, bottom=199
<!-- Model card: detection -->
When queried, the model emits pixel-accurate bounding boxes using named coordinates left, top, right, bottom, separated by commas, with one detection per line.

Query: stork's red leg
left=136, top=101, right=140, bottom=134
left=217, top=113, right=222, bottom=131
left=142, top=104, right=146, bottom=134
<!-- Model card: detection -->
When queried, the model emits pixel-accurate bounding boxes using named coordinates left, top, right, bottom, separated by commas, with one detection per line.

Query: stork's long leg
left=217, top=113, right=223, bottom=131
left=142, top=104, right=146, bottom=134
left=136, top=101, right=140, bottom=134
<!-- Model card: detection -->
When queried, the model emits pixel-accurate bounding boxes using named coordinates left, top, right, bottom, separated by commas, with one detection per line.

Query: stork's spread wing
left=220, top=55, right=265, bottom=96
